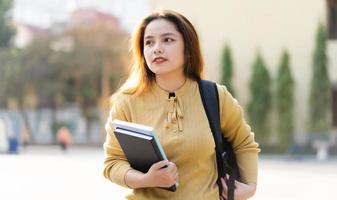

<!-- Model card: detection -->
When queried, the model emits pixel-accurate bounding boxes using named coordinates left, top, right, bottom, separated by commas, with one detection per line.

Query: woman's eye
left=164, top=38, right=174, bottom=42
left=145, top=40, right=153, bottom=46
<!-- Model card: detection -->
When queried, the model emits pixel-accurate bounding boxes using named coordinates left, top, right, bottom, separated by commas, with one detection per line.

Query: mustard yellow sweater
left=103, top=79, right=260, bottom=200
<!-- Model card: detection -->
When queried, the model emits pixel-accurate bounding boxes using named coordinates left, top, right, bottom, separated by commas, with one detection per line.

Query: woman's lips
left=153, top=57, right=167, bottom=64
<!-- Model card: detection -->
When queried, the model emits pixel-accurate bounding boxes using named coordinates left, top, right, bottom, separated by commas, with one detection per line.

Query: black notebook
left=112, top=120, right=177, bottom=192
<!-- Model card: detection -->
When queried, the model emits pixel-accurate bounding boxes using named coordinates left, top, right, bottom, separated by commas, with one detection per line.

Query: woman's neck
left=155, top=74, right=186, bottom=92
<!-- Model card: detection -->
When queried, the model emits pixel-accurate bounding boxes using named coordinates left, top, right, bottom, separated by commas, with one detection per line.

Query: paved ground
left=1, top=146, right=336, bottom=200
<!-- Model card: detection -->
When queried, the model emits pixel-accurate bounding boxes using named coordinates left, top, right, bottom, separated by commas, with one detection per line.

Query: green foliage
left=247, top=52, right=271, bottom=144
left=59, top=24, right=127, bottom=109
left=309, top=24, right=331, bottom=133
left=276, top=50, right=294, bottom=152
left=0, top=0, right=18, bottom=106
left=0, top=0, right=15, bottom=48
left=220, top=45, right=235, bottom=95
left=18, top=37, right=65, bottom=106
left=0, top=48, right=23, bottom=106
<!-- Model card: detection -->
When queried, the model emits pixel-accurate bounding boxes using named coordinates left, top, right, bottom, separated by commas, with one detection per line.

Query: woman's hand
left=220, top=177, right=256, bottom=200
left=143, top=160, right=179, bottom=188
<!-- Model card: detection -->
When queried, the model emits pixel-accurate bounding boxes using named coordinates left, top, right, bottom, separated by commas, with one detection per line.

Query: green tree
left=309, top=24, right=331, bottom=134
left=276, top=50, right=294, bottom=152
left=0, top=0, right=15, bottom=48
left=0, top=48, right=22, bottom=106
left=18, top=37, right=66, bottom=107
left=62, top=23, right=127, bottom=107
left=60, top=24, right=127, bottom=142
left=0, top=0, right=18, bottom=106
left=247, top=52, right=271, bottom=144
left=16, top=23, right=127, bottom=110
left=220, top=44, right=235, bottom=95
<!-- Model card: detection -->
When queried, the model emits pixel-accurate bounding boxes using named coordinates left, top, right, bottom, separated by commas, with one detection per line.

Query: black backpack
left=198, top=80, right=241, bottom=200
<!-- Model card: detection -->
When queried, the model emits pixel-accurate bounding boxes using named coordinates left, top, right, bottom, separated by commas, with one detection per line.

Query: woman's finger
left=221, top=177, right=228, bottom=191
left=221, top=177, right=228, bottom=198
left=152, top=160, right=169, bottom=170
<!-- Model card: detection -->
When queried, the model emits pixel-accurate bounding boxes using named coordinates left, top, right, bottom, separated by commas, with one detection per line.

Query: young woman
left=103, top=10, right=260, bottom=200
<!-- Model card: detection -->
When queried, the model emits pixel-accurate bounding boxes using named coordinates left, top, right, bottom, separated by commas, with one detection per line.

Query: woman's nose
left=154, top=43, right=163, bottom=55
left=154, top=48, right=162, bottom=55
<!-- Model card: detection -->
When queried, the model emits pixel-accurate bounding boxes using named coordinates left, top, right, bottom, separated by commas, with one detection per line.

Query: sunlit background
left=1, top=0, right=337, bottom=199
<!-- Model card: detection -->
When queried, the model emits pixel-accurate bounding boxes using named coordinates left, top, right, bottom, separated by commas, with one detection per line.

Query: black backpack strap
left=198, top=80, right=236, bottom=200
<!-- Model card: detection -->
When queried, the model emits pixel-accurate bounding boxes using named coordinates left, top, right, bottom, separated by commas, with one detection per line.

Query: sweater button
left=173, top=129, right=177, bottom=133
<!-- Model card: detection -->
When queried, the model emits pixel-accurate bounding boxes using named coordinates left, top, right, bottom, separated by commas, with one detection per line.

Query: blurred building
left=150, top=0, right=337, bottom=143
left=69, top=9, right=120, bottom=28
left=13, top=0, right=150, bottom=32
left=13, top=9, right=123, bottom=48
left=13, top=23, right=50, bottom=48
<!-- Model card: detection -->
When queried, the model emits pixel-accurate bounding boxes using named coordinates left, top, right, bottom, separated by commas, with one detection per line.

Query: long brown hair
left=115, top=10, right=204, bottom=97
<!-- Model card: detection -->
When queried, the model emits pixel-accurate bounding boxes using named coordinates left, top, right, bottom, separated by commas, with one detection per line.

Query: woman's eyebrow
left=144, top=35, right=154, bottom=40
left=161, top=32, right=176, bottom=37
left=144, top=32, right=176, bottom=39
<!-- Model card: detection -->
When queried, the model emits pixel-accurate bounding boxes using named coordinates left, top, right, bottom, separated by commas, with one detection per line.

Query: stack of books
left=113, top=120, right=177, bottom=192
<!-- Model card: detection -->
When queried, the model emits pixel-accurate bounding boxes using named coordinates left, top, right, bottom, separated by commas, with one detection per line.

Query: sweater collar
left=152, top=78, right=192, bottom=99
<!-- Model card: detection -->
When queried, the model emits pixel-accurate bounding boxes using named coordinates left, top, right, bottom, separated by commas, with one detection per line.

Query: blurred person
left=0, top=117, right=9, bottom=153
left=56, top=127, right=72, bottom=151
left=3, top=115, right=19, bottom=154
left=103, top=10, right=260, bottom=200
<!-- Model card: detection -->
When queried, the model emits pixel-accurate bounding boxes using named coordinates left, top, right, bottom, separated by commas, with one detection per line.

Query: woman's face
left=143, top=19, right=185, bottom=78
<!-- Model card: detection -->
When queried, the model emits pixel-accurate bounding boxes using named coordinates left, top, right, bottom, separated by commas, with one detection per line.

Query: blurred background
left=1, top=0, right=337, bottom=199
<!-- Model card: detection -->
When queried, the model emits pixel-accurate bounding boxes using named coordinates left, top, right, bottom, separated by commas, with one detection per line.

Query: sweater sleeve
left=103, top=94, right=133, bottom=188
left=217, top=85, right=260, bottom=184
